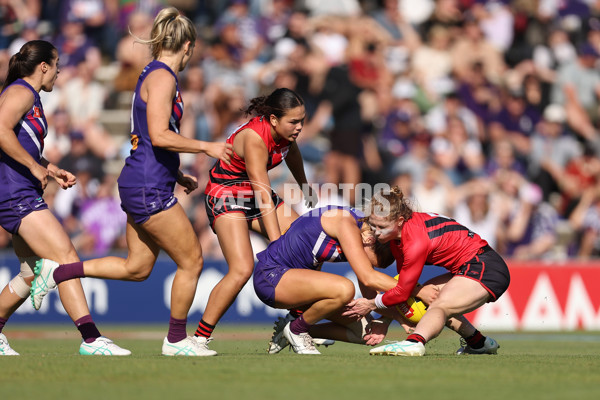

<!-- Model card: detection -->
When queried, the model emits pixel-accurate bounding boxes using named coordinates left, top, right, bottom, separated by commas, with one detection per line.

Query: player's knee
left=8, top=273, right=31, bottom=299
left=178, top=253, right=204, bottom=277
left=55, top=248, right=79, bottom=264
left=334, top=278, right=355, bottom=304
left=225, top=263, right=254, bottom=286
left=126, top=263, right=153, bottom=282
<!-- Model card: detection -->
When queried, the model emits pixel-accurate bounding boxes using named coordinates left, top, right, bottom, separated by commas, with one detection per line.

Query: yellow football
left=393, top=274, right=428, bottom=323
left=395, top=296, right=428, bottom=323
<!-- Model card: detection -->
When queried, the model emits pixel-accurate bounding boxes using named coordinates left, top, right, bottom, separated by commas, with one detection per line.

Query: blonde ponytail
left=133, top=7, right=196, bottom=59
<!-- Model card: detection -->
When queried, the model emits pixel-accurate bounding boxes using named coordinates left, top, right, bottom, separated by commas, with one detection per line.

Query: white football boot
left=30, top=258, right=59, bottom=310
left=312, top=338, right=335, bottom=347
left=0, top=333, right=19, bottom=356
left=267, top=314, right=295, bottom=354
left=162, top=336, right=216, bottom=356
left=79, top=336, right=131, bottom=356
left=456, top=336, right=499, bottom=355
left=370, top=340, right=425, bottom=356
left=283, top=322, right=320, bottom=355
left=191, top=336, right=218, bottom=356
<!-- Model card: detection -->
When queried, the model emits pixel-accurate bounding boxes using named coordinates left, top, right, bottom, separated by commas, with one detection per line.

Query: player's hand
left=342, top=298, right=376, bottom=318
left=205, top=142, right=233, bottom=165
left=302, top=184, right=318, bottom=208
left=415, top=283, right=439, bottom=306
left=30, top=163, right=49, bottom=190
left=364, top=318, right=389, bottom=346
left=52, top=168, right=77, bottom=189
left=177, top=173, right=198, bottom=194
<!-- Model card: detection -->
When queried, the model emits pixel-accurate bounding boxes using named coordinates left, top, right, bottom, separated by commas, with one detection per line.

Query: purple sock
left=0, top=316, right=7, bottom=334
left=289, top=315, right=311, bottom=335
left=167, top=316, right=187, bottom=343
left=75, top=315, right=101, bottom=343
left=54, top=261, right=85, bottom=284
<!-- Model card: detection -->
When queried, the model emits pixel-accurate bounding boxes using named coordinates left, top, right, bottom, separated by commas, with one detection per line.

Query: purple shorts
left=118, top=186, right=178, bottom=225
left=0, top=191, right=48, bottom=234
left=253, top=260, right=291, bottom=307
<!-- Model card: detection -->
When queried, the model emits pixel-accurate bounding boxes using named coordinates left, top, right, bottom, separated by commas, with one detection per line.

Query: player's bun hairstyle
left=244, top=88, right=304, bottom=118
left=2, top=40, right=57, bottom=92
left=137, top=7, right=196, bottom=60
left=368, top=185, right=413, bottom=222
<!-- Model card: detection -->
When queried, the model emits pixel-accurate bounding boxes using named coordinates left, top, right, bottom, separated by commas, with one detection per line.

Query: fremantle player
left=0, top=40, right=129, bottom=356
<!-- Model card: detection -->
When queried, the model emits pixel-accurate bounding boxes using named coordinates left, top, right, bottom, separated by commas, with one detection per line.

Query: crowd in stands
left=1, top=0, right=600, bottom=261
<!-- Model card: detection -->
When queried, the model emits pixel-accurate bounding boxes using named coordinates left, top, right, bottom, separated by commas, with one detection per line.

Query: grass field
left=2, top=324, right=599, bottom=400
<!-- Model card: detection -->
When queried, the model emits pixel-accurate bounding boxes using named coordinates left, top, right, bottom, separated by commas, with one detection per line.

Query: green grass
left=2, top=325, right=600, bottom=400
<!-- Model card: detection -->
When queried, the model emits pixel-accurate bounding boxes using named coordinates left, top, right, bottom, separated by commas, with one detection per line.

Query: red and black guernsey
left=204, top=116, right=291, bottom=198
left=381, top=212, right=489, bottom=307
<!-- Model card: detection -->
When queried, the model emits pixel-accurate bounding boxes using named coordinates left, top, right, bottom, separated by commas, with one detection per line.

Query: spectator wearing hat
left=527, top=104, right=582, bottom=202
left=551, top=42, right=600, bottom=141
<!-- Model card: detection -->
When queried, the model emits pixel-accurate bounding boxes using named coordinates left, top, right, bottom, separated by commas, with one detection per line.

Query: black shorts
left=455, top=245, right=510, bottom=302
left=204, top=191, right=284, bottom=231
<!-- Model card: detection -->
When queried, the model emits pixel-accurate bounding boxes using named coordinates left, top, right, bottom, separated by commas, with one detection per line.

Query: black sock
left=465, top=330, right=486, bottom=349
left=75, top=315, right=101, bottom=343
left=194, top=318, right=215, bottom=338
left=406, top=333, right=426, bottom=344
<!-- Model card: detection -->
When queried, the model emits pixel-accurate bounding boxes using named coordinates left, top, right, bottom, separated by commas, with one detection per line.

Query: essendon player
left=194, top=88, right=316, bottom=352
left=345, top=186, right=510, bottom=356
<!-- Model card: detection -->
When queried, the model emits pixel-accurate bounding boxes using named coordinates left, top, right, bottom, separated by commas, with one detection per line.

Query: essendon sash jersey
left=382, top=212, right=488, bottom=306
left=204, top=116, right=291, bottom=198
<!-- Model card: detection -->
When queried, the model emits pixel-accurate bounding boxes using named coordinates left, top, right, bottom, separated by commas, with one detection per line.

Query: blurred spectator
left=43, top=108, right=77, bottom=165
left=180, top=65, right=217, bottom=142
left=411, top=24, right=453, bottom=102
left=452, top=178, right=502, bottom=249
left=419, top=0, right=463, bottom=38
left=61, top=56, right=117, bottom=159
left=556, top=141, right=600, bottom=217
left=215, top=0, right=263, bottom=63
left=412, top=165, right=454, bottom=215
left=495, top=169, right=559, bottom=260
left=53, top=15, right=100, bottom=78
left=304, top=0, right=361, bottom=17
left=456, top=61, right=502, bottom=126
left=75, top=174, right=126, bottom=256
left=472, top=0, right=514, bottom=52
left=431, top=115, right=485, bottom=185
left=491, top=90, right=541, bottom=157
left=569, top=186, right=600, bottom=259
left=0, top=0, right=40, bottom=49
left=485, top=138, right=527, bottom=177
left=527, top=104, right=582, bottom=202
left=113, top=10, right=152, bottom=92
left=255, top=0, right=292, bottom=51
left=451, top=13, right=506, bottom=84
left=551, top=42, right=600, bottom=141
left=425, top=91, right=481, bottom=139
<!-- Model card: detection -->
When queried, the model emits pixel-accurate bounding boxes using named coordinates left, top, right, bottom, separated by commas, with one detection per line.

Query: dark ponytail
left=2, top=40, right=57, bottom=92
left=244, top=88, right=304, bottom=118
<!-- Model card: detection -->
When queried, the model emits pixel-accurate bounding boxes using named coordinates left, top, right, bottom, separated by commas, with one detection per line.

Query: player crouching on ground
left=253, top=205, right=425, bottom=355
left=343, top=186, right=510, bottom=356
